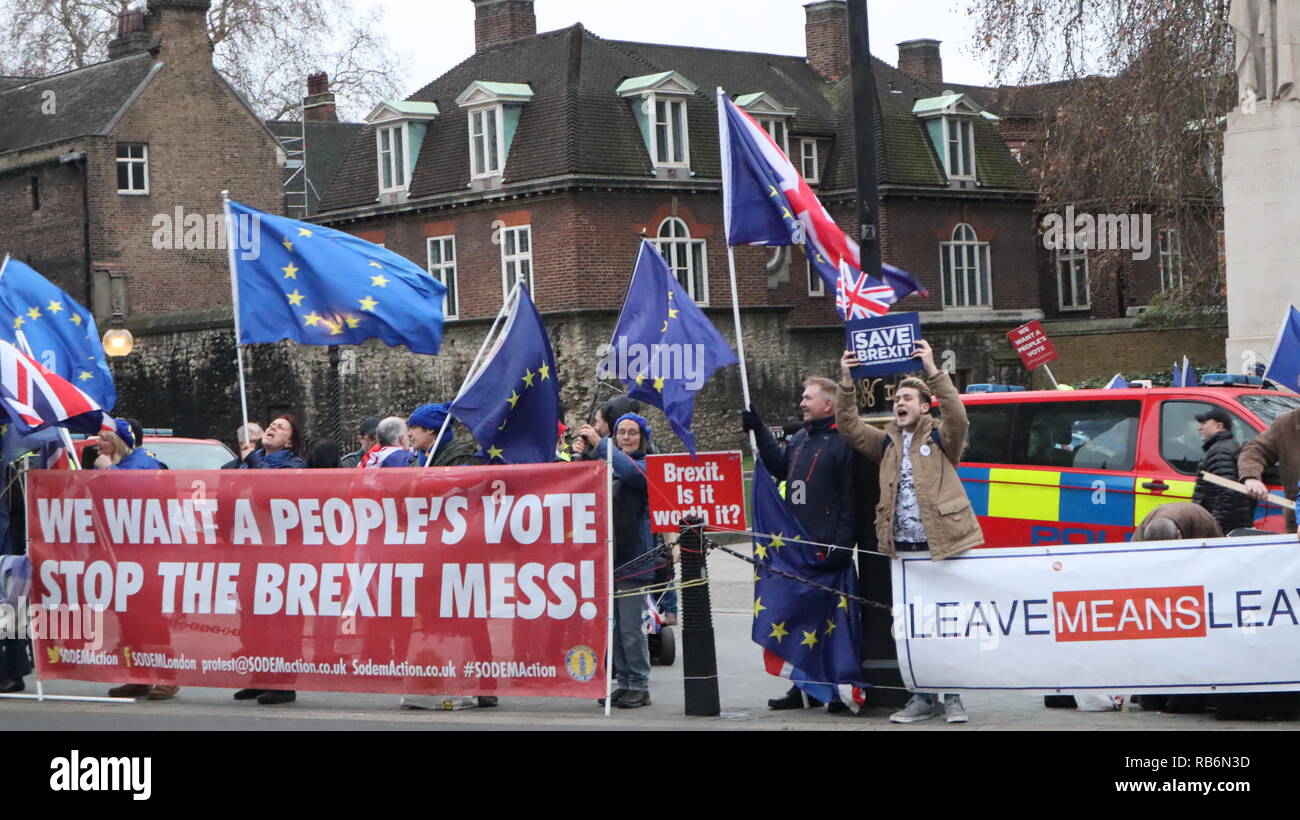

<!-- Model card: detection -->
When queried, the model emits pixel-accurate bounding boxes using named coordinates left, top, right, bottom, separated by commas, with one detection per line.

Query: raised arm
left=835, top=350, right=887, bottom=461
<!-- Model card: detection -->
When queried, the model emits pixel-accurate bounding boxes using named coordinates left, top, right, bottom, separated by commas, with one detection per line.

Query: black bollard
left=678, top=516, right=720, bottom=716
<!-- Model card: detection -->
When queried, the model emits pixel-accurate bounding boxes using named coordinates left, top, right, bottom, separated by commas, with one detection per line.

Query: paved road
left=0, top=544, right=1287, bottom=731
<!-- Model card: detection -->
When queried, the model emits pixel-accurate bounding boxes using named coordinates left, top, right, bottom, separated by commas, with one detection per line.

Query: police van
left=958, top=385, right=1299, bottom=546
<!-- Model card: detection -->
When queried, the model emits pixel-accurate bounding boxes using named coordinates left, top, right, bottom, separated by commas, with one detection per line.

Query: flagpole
left=424, top=282, right=519, bottom=467
left=604, top=426, right=614, bottom=718
left=717, top=87, right=759, bottom=458
left=221, top=191, right=252, bottom=442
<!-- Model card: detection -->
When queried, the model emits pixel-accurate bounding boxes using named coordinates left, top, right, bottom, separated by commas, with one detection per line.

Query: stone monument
left=1224, top=0, right=1300, bottom=375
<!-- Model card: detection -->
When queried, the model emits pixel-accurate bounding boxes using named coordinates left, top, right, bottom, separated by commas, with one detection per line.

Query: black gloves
left=741, top=404, right=763, bottom=433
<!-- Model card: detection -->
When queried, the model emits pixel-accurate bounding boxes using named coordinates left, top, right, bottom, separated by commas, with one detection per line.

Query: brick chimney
left=304, top=72, right=338, bottom=122
left=143, top=0, right=213, bottom=62
left=897, top=39, right=943, bottom=85
left=472, top=0, right=537, bottom=53
left=804, top=1, right=850, bottom=83
left=107, top=8, right=150, bottom=59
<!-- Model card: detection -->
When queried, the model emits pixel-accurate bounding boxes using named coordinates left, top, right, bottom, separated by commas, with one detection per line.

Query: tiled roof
left=266, top=119, right=366, bottom=215
left=0, top=53, right=158, bottom=156
left=318, top=24, right=1031, bottom=213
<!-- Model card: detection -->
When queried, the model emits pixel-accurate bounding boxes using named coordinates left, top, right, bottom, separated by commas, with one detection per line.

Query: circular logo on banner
left=565, top=645, right=598, bottom=682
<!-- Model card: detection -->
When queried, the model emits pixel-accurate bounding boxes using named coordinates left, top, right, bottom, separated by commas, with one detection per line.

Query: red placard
left=1007, top=320, right=1059, bottom=371
left=26, top=462, right=609, bottom=697
left=644, top=451, right=746, bottom=533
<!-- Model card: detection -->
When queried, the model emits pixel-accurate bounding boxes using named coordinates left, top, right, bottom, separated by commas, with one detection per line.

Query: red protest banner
left=644, top=451, right=746, bottom=533
left=26, top=462, right=609, bottom=698
left=1007, top=320, right=1059, bottom=371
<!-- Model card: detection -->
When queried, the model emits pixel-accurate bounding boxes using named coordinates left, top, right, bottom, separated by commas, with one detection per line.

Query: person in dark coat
left=743, top=376, right=858, bottom=712
left=339, top=416, right=380, bottom=469
left=235, top=413, right=304, bottom=705
left=407, top=403, right=477, bottom=467
left=574, top=413, right=655, bottom=709
left=1191, top=407, right=1254, bottom=534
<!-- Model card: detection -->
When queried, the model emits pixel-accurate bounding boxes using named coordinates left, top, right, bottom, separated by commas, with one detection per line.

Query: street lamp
left=102, top=313, right=134, bottom=357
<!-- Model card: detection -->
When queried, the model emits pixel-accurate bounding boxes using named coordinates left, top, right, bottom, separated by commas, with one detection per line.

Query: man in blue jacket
left=743, top=376, right=859, bottom=711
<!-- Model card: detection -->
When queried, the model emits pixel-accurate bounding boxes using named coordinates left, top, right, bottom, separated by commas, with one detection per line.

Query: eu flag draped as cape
left=602, top=241, right=737, bottom=454
left=0, top=257, right=115, bottom=412
left=751, top=460, right=867, bottom=711
left=227, top=200, right=446, bottom=355
left=450, top=285, right=559, bottom=465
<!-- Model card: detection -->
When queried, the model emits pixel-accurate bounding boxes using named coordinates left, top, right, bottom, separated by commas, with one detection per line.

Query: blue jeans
left=613, top=591, right=650, bottom=691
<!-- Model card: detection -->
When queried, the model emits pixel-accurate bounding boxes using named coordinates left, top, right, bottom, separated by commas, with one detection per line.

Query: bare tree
left=967, top=0, right=1235, bottom=322
left=0, top=0, right=407, bottom=121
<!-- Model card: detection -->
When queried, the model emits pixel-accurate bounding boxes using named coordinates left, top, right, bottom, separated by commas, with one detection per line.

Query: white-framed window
left=758, top=118, right=788, bottom=156
left=806, top=255, right=824, bottom=297
left=800, top=139, right=819, bottom=183
left=469, top=106, right=503, bottom=178
left=651, top=95, right=689, bottom=167
left=501, top=225, right=532, bottom=299
left=1056, top=247, right=1091, bottom=311
left=654, top=217, right=708, bottom=305
left=940, top=224, right=992, bottom=308
left=943, top=116, right=975, bottom=180
left=377, top=124, right=408, bottom=192
left=116, top=144, right=148, bottom=194
left=427, top=235, right=458, bottom=319
left=1158, top=228, right=1183, bottom=291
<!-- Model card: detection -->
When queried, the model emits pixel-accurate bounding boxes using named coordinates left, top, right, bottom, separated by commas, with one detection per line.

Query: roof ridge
left=0, top=51, right=153, bottom=95
left=604, top=37, right=808, bottom=64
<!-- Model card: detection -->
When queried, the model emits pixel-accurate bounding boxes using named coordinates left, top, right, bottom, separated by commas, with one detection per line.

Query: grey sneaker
left=889, top=695, right=938, bottom=723
left=944, top=696, right=969, bottom=723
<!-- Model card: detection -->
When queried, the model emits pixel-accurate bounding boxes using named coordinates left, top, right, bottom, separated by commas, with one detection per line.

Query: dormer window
left=735, top=92, right=796, bottom=158
left=913, top=92, right=984, bottom=184
left=456, top=81, right=534, bottom=183
left=365, top=101, right=439, bottom=195
left=618, top=71, right=699, bottom=173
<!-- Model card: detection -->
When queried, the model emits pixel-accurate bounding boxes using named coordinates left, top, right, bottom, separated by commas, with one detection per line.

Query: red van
left=958, top=387, right=1299, bottom=547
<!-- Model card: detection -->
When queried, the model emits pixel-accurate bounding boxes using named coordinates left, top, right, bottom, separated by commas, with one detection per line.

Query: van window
left=964, top=404, right=1014, bottom=462
left=1160, top=401, right=1253, bottom=475
left=1011, top=400, right=1140, bottom=471
left=1238, top=394, right=1300, bottom=427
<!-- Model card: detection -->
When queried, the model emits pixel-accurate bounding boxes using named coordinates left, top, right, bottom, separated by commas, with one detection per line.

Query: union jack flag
left=835, top=262, right=896, bottom=320
left=0, top=338, right=103, bottom=435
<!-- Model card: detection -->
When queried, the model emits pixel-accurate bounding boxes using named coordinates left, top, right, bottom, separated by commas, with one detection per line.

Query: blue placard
left=846, top=312, right=922, bottom=379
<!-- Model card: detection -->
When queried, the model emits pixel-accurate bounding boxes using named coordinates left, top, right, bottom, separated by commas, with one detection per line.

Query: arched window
left=654, top=217, right=708, bottom=304
left=940, top=223, right=991, bottom=308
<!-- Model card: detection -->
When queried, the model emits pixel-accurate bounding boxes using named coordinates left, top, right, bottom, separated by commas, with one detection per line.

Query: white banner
left=891, top=535, right=1300, bottom=694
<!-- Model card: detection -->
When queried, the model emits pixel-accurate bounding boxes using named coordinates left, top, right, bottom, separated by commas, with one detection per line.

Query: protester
left=575, top=413, right=655, bottom=708
left=96, top=417, right=164, bottom=471
left=223, top=422, right=264, bottom=469
left=1191, top=408, right=1254, bottom=534
left=837, top=340, right=982, bottom=724
left=556, top=420, right=572, bottom=461
left=1239, top=406, right=1300, bottom=533
left=362, top=417, right=412, bottom=468
left=339, top=416, right=380, bottom=468
left=234, top=413, right=305, bottom=705
left=306, top=441, right=341, bottom=469
left=0, top=463, right=31, bottom=693
left=407, top=403, right=477, bottom=467
left=742, top=375, right=858, bottom=713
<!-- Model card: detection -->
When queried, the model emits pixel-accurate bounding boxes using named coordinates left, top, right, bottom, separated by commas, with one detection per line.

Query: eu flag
left=1265, top=305, right=1300, bottom=392
left=227, top=200, right=445, bottom=355
left=450, top=286, right=559, bottom=464
left=751, top=460, right=867, bottom=710
left=601, top=241, right=737, bottom=455
left=0, top=257, right=115, bottom=411
left=1173, top=355, right=1198, bottom=388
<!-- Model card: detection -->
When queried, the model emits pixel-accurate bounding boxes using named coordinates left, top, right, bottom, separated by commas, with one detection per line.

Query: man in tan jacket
left=837, top=339, right=984, bottom=724
left=1238, top=407, right=1300, bottom=534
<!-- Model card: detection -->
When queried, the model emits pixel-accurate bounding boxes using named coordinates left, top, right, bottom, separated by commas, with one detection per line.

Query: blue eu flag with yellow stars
left=602, top=241, right=737, bottom=455
left=751, top=460, right=867, bottom=710
left=450, top=285, right=559, bottom=465
left=227, top=200, right=446, bottom=355
left=0, top=257, right=115, bottom=412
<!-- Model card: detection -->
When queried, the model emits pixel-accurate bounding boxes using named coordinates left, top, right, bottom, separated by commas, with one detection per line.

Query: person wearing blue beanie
left=406, top=402, right=475, bottom=468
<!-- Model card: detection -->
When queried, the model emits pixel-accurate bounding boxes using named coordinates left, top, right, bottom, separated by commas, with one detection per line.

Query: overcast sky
left=367, top=0, right=994, bottom=96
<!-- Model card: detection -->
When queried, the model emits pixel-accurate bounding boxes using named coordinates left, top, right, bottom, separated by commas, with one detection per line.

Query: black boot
left=233, top=688, right=268, bottom=701
left=257, top=690, right=296, bottom=705
left=768, top=685, right=822, bottom=710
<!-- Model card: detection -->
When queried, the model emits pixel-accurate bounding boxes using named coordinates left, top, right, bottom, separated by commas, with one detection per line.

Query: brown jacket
left=834, top=370, right=984, bottom=560
left=1238, top=408, right=1300, bottom=533
left=1131, top=502, right=1224, bottom=541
